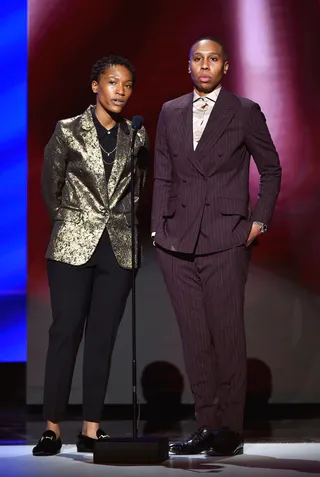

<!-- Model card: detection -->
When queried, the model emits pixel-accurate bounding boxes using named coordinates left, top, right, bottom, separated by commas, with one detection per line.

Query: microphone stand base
left=93, top=436, right=169, bottom=465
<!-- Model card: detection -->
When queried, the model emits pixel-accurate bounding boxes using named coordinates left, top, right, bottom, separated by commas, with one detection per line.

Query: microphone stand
left=93, top=118, right=169, bottom=465
left=130, top=128, right=138, bottom=440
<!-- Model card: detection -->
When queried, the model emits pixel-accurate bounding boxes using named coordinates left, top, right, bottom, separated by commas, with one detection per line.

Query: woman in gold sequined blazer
left=33, top=55, right=149, bottom=457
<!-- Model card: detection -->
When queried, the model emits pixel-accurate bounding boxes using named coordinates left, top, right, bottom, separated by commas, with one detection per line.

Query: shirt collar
left=92, top=108, right=118, bottom=139
left=193, top=86, right=222, bottom=103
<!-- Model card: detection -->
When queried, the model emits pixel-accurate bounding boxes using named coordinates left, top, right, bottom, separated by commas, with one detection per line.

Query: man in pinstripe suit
left=151, top=37, right=281, bottom=456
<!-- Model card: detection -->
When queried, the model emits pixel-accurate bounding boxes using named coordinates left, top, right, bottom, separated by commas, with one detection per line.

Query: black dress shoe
left=206, top=427, right=243, bottom=456
left=76, top=428, right=110, bottom=453
left=32, top=430, right=62, bottom=456
left=169, top=427, right=215, bottom=455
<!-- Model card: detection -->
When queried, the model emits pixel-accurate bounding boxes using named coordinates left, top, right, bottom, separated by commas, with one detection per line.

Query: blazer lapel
left=174, top=93, right=205, bottom=176
left=107, top=120, right=131, bottom=199
left=80, top=107, right=131, bottom=204
left=177, top=94, right=193, bottom=153
left=80, top=106, right=108, bottom=205
left=195, top=88, right=235, bottom=162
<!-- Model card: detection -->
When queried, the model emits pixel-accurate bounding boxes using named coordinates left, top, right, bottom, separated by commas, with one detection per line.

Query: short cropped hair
left=190, top=36, right=228, bottom=61
left=91, top=55, right=136, bottom=85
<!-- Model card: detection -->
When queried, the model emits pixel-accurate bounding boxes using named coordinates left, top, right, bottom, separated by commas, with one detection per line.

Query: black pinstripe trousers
left=156, top=244, right=251, bottom=433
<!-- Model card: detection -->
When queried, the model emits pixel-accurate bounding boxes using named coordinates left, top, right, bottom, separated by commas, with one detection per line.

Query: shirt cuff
left=253, top=221, right=267, bottom=233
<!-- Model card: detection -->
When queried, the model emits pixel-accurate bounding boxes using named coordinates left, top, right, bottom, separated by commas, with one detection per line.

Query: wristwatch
left=253, top=221, right=267, bottom=233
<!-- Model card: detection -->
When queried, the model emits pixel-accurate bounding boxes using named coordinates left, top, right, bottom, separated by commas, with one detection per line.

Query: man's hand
left=246, top=223, right=262, bottom=247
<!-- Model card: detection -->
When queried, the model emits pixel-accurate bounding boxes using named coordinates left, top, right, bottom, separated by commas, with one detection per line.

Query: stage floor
left=1, top=418, right=320, bottom=476
left=1, top=443, right=320, bottom=476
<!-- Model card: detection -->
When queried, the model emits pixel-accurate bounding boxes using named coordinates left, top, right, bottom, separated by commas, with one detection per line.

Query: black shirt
left=92, top=109, right=118, bottom=182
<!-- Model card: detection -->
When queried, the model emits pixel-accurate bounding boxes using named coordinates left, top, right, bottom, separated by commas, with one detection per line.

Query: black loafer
left=206, top=427, right=244, bottom=456
left=76, top=428, right=110, bottom=453
left=169, top=427, right=215, bottom=455
left=32, top=430, right=62, bottom=456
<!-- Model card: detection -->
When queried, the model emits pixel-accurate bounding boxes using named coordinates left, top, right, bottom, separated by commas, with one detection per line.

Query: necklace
left=99, top=143, right=117, bottom=157
left=99, top=144, right=117, bottom=165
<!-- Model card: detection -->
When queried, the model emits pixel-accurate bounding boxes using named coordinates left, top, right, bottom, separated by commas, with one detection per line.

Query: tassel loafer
left=32, top=430, right=62, bottom=456
left=76, top=428, right=110, bottom=453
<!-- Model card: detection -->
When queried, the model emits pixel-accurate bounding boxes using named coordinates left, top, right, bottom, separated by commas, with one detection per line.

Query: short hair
left=190, top=36, right=228, bottom=61
left=91, top=55, right=136, bottom=85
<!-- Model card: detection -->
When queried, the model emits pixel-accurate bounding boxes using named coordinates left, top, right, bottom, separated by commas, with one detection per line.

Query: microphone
left=131, top=115, right=144, bottom=131
left=130, top=115, right=144, bottom=155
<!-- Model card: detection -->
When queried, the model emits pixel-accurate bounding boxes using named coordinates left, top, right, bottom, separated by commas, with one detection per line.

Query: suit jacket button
left=181, top=203, right=186, bottom=207
left=205, top=203, right=210, bottom=206
left=203, top=177, right=207, bottom=181
left=182, top=180, right=187, bottom=183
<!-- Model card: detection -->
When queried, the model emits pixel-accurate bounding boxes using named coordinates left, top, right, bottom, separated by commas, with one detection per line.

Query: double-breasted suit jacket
left=152, top=87, right=281, bottom=253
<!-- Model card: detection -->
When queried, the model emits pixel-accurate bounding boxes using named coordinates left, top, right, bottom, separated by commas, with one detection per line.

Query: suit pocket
left=55, top=208, right=82, bottom=223
left=163, top=196, right=178, bottom=218
left=218, top=197, right=250, bottom=218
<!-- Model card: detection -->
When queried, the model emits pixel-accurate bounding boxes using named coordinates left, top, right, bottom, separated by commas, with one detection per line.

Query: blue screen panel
left=0, top=1, right=27, bottom=362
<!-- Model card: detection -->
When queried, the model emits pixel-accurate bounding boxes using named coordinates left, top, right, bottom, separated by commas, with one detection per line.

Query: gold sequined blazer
left=41, top=105, right=148, bottom=269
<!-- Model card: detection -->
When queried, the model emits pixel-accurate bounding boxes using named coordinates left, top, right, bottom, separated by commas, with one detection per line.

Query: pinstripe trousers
left=156, top=244, right=251, bottom=433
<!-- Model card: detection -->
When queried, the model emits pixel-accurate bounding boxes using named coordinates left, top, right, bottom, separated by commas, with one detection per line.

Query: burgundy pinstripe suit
left=151, top=87, right=281, bottom=433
